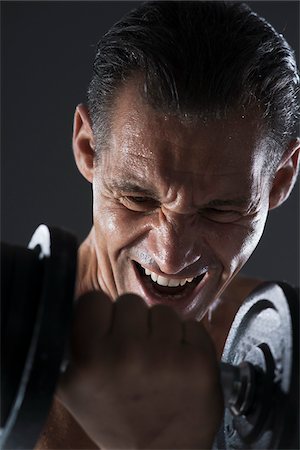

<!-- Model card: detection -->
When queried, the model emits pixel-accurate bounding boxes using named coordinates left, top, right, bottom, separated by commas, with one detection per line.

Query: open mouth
left=134, top=261, right=207, bottom=302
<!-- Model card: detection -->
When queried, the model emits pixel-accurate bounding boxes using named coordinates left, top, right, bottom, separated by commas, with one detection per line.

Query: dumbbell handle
left=220, top=361, right=257, bottom=416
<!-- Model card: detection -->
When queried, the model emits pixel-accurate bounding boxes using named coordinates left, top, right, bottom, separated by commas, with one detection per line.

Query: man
left=36, top=1, right=299, bottom=449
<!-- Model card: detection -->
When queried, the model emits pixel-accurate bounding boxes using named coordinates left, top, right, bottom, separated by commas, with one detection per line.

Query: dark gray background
left=2, top=1, right=299, bottom=286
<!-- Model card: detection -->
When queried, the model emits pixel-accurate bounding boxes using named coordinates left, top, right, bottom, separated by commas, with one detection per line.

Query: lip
left=132, top=261, right=209, bottom=313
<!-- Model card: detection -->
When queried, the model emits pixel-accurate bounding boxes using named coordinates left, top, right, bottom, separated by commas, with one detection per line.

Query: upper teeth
left=144, top=268, right=194, bottom=287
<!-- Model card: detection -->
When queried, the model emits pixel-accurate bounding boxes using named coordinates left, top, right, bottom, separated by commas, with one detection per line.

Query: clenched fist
left=58, top=291, right=223, bottom=449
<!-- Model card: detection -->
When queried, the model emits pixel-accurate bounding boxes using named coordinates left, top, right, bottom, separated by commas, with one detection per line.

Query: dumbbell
left=216, top=281, right=299, bottom=450
left=1, top=225, right=299, bottom=450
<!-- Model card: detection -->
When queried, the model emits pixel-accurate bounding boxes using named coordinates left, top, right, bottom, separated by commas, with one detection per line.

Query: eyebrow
left=108, top=180, right=158, bottom=197
left=203, top=198, right=251, bottom=208
left=108, top=179, right=252, bottom=208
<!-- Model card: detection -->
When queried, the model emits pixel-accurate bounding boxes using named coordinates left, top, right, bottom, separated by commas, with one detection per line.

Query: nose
left=147, top=212, right=201, bottom=275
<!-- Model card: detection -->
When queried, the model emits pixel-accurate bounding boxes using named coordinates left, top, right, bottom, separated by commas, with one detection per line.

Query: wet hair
left=88, top=1, right=299, bottom=169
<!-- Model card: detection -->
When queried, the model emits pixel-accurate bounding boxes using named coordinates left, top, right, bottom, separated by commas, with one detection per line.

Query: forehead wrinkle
left=106, top=79, right=269, bottom=210
left=112, top=107, right=260, bottom=182
left=107, top=177, right=158, bottom=197
left=106, top=165, right=186, bottom=205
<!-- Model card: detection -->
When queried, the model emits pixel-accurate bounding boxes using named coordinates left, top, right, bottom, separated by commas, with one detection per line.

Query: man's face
left=91, top=82, right=272, bottom=320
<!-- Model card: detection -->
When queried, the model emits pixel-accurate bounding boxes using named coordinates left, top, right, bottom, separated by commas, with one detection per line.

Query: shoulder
left=222, top=274, right=264, bottom=305
left=202, top=274, right=264, bottom=359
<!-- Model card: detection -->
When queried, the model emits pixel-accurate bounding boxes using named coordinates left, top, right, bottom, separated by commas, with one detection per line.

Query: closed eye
left=200, top=208, right=242, bottom=223
left=126, top=196, right=150, bottom=203
left=120, top=196, right=160, bottom=212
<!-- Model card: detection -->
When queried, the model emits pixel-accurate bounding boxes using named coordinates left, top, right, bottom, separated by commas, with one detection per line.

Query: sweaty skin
left=35, top=78, right=299, bottom=449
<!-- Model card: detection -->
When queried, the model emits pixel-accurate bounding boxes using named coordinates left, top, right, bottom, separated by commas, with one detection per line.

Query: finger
left=149, top=304, right=182, bottom=342
left=183, top=320, right=217, bottom=355
left=112, top=293, right=149, bottom=339
left=71, top=290, right=113, bottom=363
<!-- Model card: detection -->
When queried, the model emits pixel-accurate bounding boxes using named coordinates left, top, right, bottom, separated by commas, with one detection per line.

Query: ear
left=73, top=104, right=95, bottom=183
left=269, top=138, right=300, bottom=210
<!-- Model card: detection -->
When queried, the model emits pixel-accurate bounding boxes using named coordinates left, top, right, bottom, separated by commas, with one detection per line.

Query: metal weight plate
left=216, top=282, right=299, bottom=450
left=1, top=242, right=43, bottom=433
left=0, top=225, right=77, bottom=450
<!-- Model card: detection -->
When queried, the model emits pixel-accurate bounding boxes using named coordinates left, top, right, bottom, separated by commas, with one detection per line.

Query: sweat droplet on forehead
left=111, top=106, right=264, bottom=172
left=103, top=79, right=269, bottom=209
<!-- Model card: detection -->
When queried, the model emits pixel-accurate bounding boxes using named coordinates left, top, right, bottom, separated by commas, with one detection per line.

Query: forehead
left=103, top=80, right=268, bottom=189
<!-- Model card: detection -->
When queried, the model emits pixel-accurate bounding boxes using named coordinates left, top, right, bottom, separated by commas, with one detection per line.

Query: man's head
left=73, top=1, right=299, bottom=320
left=88, top=1, right=299, bottom=170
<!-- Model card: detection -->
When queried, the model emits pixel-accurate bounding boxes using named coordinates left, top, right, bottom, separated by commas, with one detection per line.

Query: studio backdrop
left=2, top=1, right=299, bottom=286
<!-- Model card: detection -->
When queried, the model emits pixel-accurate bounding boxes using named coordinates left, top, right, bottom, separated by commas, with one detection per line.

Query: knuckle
left=76, top=289, right=111, bottom=307
left=150, top=303, right=180, bottom=321
left=115, top=293, right=146, bottom=308
left=184, top=320, right=216, bottom=351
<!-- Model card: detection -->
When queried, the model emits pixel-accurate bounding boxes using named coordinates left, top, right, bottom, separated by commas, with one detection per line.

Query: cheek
left=93, top=194, right=150, bottom=256
left=205, top=213, right=268, bottom=273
